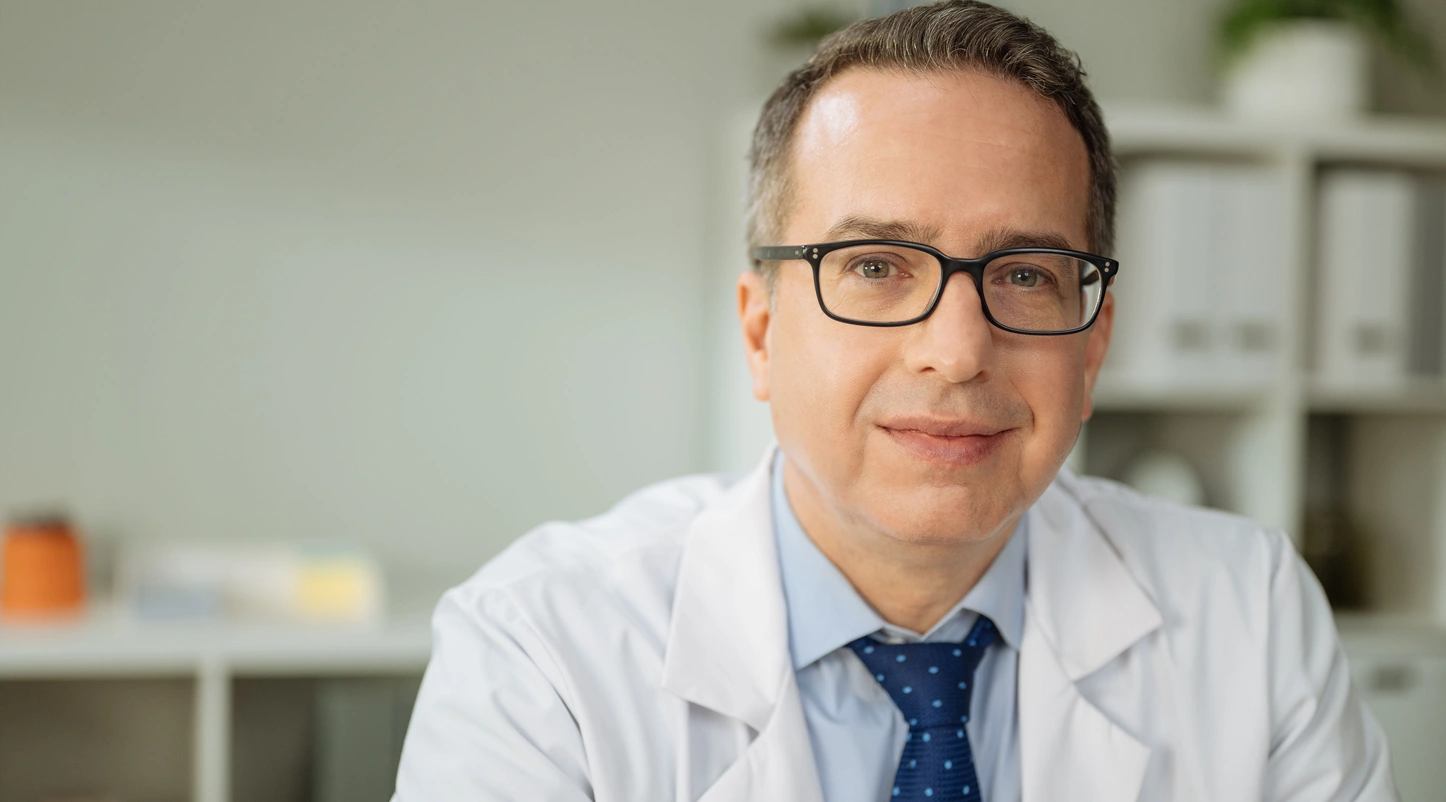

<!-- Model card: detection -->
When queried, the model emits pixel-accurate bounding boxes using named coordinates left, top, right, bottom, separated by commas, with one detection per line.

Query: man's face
left=740, top=67, right=1112, bottom=547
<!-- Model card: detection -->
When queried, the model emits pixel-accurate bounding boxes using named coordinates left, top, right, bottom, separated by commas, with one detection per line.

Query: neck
left=782, top=458, right=1018, bottom=635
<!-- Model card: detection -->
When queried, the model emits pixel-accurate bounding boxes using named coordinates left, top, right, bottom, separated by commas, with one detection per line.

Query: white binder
left=1107, top=162, right=1287, bottom=389
left=1315, top=170, right=1417, bottom=388
left=1215, top=166, right=1288, bottom=387
left=1408, top=177, right=1446, bottom=377
left=1108, top=162, right=1219, bottom=386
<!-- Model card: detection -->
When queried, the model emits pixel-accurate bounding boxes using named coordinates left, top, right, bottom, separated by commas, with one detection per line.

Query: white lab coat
left=393, top=444, right=1397, bottom=801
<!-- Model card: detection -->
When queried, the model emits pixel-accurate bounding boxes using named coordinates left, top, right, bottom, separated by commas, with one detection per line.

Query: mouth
left=878, top=422, right=1012, bottom=467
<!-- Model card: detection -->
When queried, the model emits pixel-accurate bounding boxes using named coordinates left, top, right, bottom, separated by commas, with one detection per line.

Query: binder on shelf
left=1216, top=165, right=1289, bottom=387
left=1104, top=161, right=1286, bottom=391
left=1315, top=170, right=1417, bottom=389
left=1107, top=162, right=1216, bottom=386
left=1409, top=177, right=1446, bottom=377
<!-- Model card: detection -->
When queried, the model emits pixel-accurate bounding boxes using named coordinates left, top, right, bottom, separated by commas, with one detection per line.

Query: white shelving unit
left=0, top=605, right=431, bottom=802
left=1088, top=105, right=1446, bottom=799
left=1089, top=102, right=1446, bottom=624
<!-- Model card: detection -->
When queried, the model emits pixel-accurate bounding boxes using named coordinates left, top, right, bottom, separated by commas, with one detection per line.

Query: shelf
left=1092, top=376, right=1275, bottom=412
left=1094, top=375, right=1446, bottom=415
left=1307, top=379, right=1446, bottom=414
left=1335, top=613, right=1446, bottom=657
left=0, top=605, right=432, bottom=679
left=0, top=602, right=433, bottom=802
left=1105, top=102, right=1446, bottom=166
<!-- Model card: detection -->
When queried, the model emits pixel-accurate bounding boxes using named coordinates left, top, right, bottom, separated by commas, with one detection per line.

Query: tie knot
left=848, top=616, right=995, bottom=729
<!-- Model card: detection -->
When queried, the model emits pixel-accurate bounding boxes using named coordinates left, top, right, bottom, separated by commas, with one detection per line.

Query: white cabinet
left=1357, top=656, right=1446, bottom=801
left=0, top=608, right=430, bottom=802
left=1341, top=621, right=1446, bottom=801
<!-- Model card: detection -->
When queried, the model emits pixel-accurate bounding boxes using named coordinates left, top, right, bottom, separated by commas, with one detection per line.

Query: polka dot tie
left=848, top=615, right=996, bottom=802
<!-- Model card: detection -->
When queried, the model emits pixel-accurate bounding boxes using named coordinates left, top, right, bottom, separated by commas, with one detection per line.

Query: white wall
left=0, top=0, right=780, bottom=584
left=2, top=0, right=1443, bottom=588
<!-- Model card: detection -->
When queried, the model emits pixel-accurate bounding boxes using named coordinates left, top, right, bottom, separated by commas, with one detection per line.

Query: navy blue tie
left=848, top=615, right=996, bottom=802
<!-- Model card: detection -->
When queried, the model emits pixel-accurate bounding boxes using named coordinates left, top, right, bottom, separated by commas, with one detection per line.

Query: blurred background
left=1, top=0, right=1444, bottom=800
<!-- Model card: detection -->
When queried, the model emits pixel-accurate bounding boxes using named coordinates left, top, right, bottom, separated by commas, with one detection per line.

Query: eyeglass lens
left=817, top=244, right=1104, bottom=332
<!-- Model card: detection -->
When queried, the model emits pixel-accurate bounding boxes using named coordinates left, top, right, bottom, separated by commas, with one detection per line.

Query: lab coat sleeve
left=1261, top=528, right=1398, bottom=802
left=392, top=586, right=595, bottom=802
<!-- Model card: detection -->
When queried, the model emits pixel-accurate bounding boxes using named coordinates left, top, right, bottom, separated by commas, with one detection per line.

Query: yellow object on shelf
left=296, top=551, right=383, bottom=623
left=118, top=543, right=384, bottom=624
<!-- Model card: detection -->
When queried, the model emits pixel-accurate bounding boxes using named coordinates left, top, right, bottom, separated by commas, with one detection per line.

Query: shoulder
left=1056, top=467, right=1286, bottom=560
left=399, top=472, right=742, bottom=798
left=1050, top=468, right=1294, bottom=623
left=438, top=470, right=741, bottom=650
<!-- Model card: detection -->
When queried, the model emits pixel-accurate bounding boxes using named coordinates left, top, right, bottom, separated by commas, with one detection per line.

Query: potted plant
left=1217, top=0, right=1438, bottom=120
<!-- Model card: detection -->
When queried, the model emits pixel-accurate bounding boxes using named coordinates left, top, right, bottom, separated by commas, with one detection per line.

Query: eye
left=1005, top=265, right=1053, bottom=288
left=851, top=257, right=897, bottom=280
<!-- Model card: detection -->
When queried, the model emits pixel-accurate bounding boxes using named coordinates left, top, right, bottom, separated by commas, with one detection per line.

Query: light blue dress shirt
left=771, top=450, right=1025, bottom=802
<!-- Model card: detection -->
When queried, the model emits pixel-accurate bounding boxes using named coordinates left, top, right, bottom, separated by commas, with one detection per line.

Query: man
left=393, top=2, right=1396, bottom=800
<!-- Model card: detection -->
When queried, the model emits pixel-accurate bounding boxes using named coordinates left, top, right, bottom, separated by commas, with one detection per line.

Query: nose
left=902, top=271, right=996, bottom=383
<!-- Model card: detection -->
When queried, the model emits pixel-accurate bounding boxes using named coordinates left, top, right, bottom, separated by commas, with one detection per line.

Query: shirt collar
left=771, top=449, right=1029, bottom=671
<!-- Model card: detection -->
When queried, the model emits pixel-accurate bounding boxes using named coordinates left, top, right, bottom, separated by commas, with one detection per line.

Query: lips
left=878, top=417, right=1012, bottom=466
left=878, top=416, right=1006, bottom=438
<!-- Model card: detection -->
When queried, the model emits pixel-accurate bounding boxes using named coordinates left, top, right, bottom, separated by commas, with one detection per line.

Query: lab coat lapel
left=694, top=669, right=823, bottom=802
left=1019, top=472, right=1160, bottom=802
left=661, top=443, right=825, bottom=802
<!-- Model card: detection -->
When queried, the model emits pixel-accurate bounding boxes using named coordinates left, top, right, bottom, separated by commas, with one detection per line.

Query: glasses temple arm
left=751, top=246, right=812, bottom=261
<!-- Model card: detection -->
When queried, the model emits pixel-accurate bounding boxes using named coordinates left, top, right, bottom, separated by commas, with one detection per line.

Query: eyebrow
left=822, top=216, right=943, bottom=244
left=820, top=216, right=1082, bottom=255
left=973, top=226, right=1080, bottom=254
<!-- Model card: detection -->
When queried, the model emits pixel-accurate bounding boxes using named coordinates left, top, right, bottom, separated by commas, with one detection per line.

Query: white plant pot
left=1222, top=20, right=1370, bottom=121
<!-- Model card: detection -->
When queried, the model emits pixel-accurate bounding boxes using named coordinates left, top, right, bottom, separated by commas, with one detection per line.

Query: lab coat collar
left=1026, top=468, right=1163, bottom=681
left=1018, top=467, right=1160, bottom=802
left=661, top=442, right=791, bottom=733
left=661, top=442, right=826, bottom=802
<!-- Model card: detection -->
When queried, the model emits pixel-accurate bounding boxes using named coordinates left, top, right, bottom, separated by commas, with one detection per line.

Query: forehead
left=786, top=67, right=1091, bottom=254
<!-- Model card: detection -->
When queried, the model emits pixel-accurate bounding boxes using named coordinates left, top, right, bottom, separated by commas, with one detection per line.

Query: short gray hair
left=746, top=0, right=1116, bottom=284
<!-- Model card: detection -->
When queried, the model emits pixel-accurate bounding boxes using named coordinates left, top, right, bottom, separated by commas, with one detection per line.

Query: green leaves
left=767, top=6, right=859, bottom=49
left=1217, top=0, right=1437, bottom=75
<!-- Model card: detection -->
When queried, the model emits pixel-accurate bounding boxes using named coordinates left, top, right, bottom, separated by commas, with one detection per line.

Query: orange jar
left=1, top=514, right=86, bottom=618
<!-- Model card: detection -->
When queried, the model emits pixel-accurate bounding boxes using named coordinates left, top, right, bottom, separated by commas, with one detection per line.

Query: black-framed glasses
left=752, top=240, right=1119, bottom=335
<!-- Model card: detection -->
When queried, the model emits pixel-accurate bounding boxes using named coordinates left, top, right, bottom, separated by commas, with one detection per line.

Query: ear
left=1080, top=290, right=1114, bottom=422
left=738, top=269, right=773, bottom=402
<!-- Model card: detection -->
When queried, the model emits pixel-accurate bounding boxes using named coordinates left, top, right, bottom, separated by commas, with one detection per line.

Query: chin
left=863, top=483, right=1019, bottom=545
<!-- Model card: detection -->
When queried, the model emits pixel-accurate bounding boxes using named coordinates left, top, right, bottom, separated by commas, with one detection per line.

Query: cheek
left=770, top=286, right=892, bottom=438
left=1001, top=339, right=1088, bottom=438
